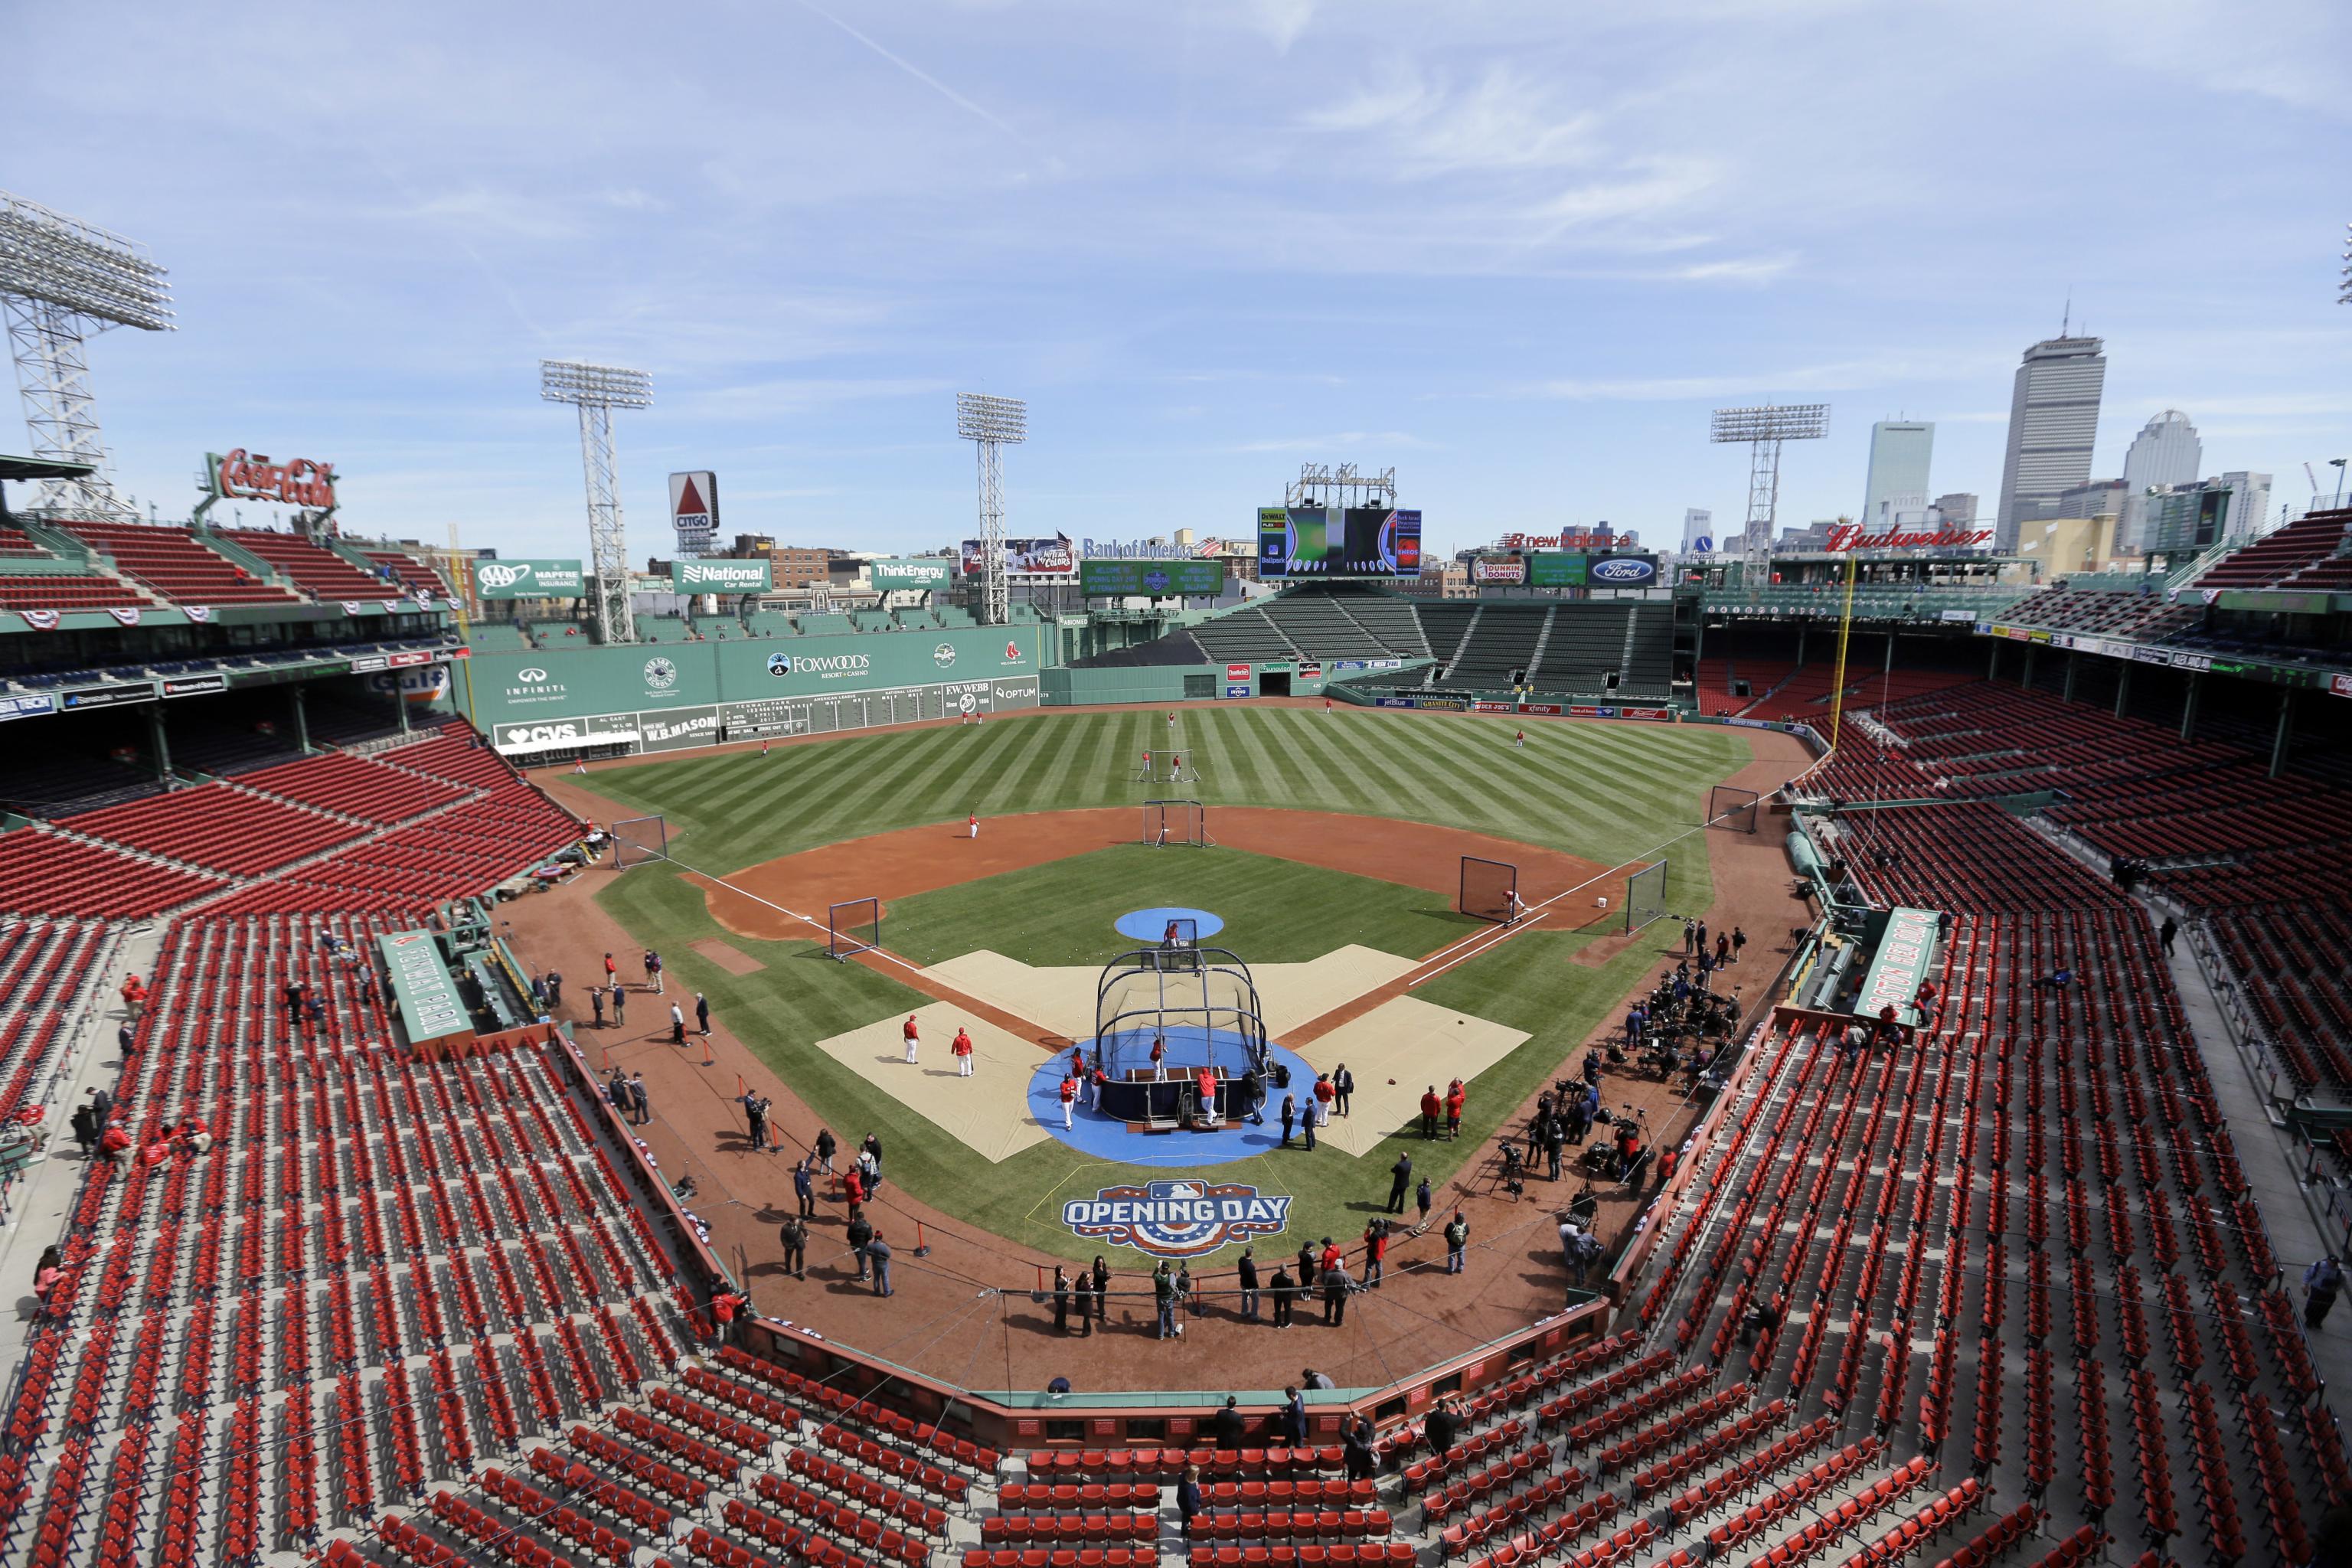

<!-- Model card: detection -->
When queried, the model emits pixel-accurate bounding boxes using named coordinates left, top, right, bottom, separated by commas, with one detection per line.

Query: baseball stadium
left=5, top=223, right=2352, bottom=1568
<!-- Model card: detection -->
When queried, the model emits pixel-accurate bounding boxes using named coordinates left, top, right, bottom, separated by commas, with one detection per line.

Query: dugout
left=1091, top=946, right=1271, bottom=1126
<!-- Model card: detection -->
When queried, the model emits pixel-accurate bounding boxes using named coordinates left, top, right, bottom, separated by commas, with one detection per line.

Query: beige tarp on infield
left=920, top=944, right=1420, bottom=1043
left=1285, top=995, right=1530, bottom=1158
left=806, top=1002, right=1052, bottom=1163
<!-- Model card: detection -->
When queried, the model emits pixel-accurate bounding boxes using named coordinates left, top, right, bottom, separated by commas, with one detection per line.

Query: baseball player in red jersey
left=1514, top=729, right=1524, bottom=749
left=902, top=1014, right=920, bottom=1064
left=1057, top=1073, right=1079, bottom=1129
left=967, top=811, right=978, bottom=839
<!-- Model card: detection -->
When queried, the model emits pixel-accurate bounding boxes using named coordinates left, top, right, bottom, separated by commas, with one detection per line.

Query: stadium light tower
left=956, top=392, right=1025, bottom=626
left=0, top=192, right=175, bottom=521
left=1710, top=403, right=1829, bottom=568
left=541, top=359, right=652, bottom=645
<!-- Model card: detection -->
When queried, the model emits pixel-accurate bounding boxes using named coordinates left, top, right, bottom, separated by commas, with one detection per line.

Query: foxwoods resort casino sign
left=1063, top=1181, right=1292, bottom=1258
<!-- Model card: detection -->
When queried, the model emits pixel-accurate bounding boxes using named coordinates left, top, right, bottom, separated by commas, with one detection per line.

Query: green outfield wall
left=461, top=625, right=1047, bottom=757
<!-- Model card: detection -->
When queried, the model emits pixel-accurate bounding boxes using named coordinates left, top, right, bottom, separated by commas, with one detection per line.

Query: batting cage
left=610, top=816, right=670, bottom=868
left=1709, top=784, right=1762, bottom=834
left=1459, top=856, right=1521, bottom=923
left=827, top=897, right=880, bottom=962
left=1142, top=799, right=1210, bottom=848
left=1093, top=946, right=1269, bottom=1129
left=1624, top=859, right=1669, bottom=933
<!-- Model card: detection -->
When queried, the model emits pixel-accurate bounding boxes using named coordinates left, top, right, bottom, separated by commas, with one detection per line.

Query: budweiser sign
left=1823, top=523, right=1994, bottom=551
left=204, top=449, right=338, bottom=511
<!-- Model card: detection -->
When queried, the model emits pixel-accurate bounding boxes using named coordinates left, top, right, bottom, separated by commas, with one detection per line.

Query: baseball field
left=564, top=703, right=1766, bottom=1264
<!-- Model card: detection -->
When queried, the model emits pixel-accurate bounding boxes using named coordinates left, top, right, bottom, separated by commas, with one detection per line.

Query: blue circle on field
left=1029, top=1027, right=1320, bottom=1168
left=1115, top=906, right=1225, bottom=942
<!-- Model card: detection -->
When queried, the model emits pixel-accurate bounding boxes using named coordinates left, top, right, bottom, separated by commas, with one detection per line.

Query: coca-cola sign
left=202, top=449, right=338, bottom=513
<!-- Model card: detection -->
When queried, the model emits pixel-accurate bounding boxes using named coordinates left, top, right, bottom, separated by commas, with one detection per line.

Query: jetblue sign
left=1062, top=1180, right=1291, bottom=1259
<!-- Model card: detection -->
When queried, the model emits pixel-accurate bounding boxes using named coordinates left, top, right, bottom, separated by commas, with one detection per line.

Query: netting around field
left=611, top=815, right=668, bottom=867
left=1625, top=859, right=1668, bottom=933
left=828, top=897, right=879, bottom=960
left=1142, top=799, right=1207, bottom=847
left=1093, top=950, right=1266, bottom=1082
left=1459, top=856, right=1519, bottom=923
left=1709, top=784, right=1761, bottom=834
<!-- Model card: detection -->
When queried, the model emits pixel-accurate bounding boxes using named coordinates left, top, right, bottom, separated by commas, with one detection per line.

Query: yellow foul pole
left=1828, top=544, right=1858, bottom=755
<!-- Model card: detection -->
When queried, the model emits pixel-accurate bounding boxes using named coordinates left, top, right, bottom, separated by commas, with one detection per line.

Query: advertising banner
left=672, top=558, right=773, bottom=594
left=1527, top=554, right=1589, bottom=588
left=2331, top=674, right=2352, bottom=700
left=1223, top=684, right=1251, bottom=698
left=962, top=535, right=1076, bottom=579
left=1226, top=664, right=1251, bottom=680
left=1472, top=701, right=1517, bottom=713
left=1520, top=702, right=1563, bottom=715
left=1077, top=558, right=1227, bottom=596
left=636, top=706, right=724, bottom=753
left=1256, top=506, right=1423, bottom=579
left=0, top=694, right=57, bottom=722
left=376, top=929, right=472, bottom=1050
left=475, top=559, right=586, bottom=599
left=60, top=683, right=158, bottom=710
left=1587, top=555, right=1661, bottom=587
left=869, top=557, right=955, bottom=593
left=160, top=674, right=229, bottom=698
left=198, top=449, right=338, bottom=518
left=1472, top=558, right=1525, bottom=585
left=491, top=712, right=638, bottom=753
left=668, top=472, right=719, bottom=557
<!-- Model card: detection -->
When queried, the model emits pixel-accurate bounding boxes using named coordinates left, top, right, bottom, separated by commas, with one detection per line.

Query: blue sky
left=10, top=0, right=2351, bottom=560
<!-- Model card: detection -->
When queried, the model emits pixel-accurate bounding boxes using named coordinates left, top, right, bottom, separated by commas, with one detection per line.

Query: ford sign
left=1590, top=557, right=1658, bottom=585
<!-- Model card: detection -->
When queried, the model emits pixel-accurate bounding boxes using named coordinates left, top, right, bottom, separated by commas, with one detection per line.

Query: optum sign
left=672, top=558, right=774, bottom=594
left=475, top=558, right=586, bottom=599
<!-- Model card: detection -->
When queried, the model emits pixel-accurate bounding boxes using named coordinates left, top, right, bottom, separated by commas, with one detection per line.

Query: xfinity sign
left=671, top=559, right=773, bottom=594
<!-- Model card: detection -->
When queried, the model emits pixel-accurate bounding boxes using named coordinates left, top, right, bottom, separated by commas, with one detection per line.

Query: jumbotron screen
left=1256, top=506, right=1423, bottom=579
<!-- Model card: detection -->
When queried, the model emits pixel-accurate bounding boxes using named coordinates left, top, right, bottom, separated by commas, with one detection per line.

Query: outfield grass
left=576, top=706, right=1750, bottom=1263
left=881, top=845, right=1472, bottom=969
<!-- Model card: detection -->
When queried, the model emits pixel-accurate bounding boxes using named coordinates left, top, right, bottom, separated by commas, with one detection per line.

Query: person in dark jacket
left=1092, top=1256, right=1110, bottom=1322
left=779, top=1216, right=807, bottom=1279
left=1386, top=1152, right=1413, bottom=1214
left=1177, top=1466, right=1204, bottom=1540
left=1269, top=1266, right=1296, bottom=1328
left=847, top=1214, right=874, bottom=1279
left=1281, top=1385, right=1308, bottom=1446
left=1238, top=1248, right=1262, bottom=1321
left=1053, top=1266, right=1070, bottom=1334
left=1211, top=1395, right=1246, bottom=1450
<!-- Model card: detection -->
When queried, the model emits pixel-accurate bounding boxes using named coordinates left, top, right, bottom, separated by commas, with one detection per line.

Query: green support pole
left=2022, top=644, right=2037, bottom=688
left=1795, top=622, right=1808, bottom=666
left=1988, top=640, right=2000, bottom=679
left=146, top=704, right=173, bottom=791
left=2113, top=662, right=2132, bottom=720
left=2063, top=650, right=2077, bottom=702
left=1883, top=632, right=1896, bottom=673
left=398, top=687, right=412, bottom=733
left=292, top=685, right=312, bottom=753
left=2180, top=672, right=2200, bottom=741
left=2271, top=688, right=2295, bottom=779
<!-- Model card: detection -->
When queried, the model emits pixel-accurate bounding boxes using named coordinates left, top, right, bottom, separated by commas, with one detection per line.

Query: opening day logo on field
left=1063, top=1180, right=1291, bottom=1258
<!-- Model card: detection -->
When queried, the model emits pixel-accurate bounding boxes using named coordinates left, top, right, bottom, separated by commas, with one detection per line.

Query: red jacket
left=1421, top=1093, right=1442, bottom=1118
left=1445, top=1091, right=1465, bottom=1118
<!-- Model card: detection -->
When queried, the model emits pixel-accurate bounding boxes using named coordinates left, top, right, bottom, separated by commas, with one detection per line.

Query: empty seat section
left=1442, top=606, right=1546, bottom=688
left=67, top=782, right=366, bottom=876
left=237, top=751, right=468, bottom=824
left=61, top=522, right=302, bottom=606
left=1190, top=607, right=1300, bottom=662
left=0, top=573, right=149, bottom=611
left=0, top=826, right=227, bottom=917
left=218, top=528, right=396, bottom=598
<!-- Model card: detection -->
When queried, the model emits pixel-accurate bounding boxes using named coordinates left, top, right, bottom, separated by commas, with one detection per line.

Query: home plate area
left=808, top=946, right=1527, bottom=1163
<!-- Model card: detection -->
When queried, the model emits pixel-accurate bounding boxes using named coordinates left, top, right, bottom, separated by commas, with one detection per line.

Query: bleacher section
left=1631, top=793, right=2344, bottom=1568
left=220, top=528, right=399, bottom=599
left=2189, top=508, right=2350, bottom=591
left=1258, top=586, right=1426, bottom=661
left=2, top=914, right=694, bottom=1566
left=62, top=521, right=303, bottom=606
left=0, top=828, right=229, bottom=919
left=1994, top=586, right=2195, bottom=639
left=64, top=783, right=368, bottom=876
left=1415, top=604, right=1479, bottom=683
left=1190, top=605, right=1301, bottom=663
left=1528, top=605, right=1636, bottom=696
left=239, top=750, right=469, bottom=823
left=0, top=573, right=151, bottom=612
left=1442, top=605, right=1545, bottom=690
left=359, top=547, right=455, bottom=599
left=0, top=917, right=120, bottom=1122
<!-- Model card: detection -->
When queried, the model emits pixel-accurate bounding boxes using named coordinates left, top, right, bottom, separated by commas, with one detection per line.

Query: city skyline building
left=2056, top=477, right=2131, bottom=522
left=1994, top=333, right=2107, bottom=551
left=1860, top=420, right=1934, bottom=534
left=2118, top=410, right=2201, bottom=552
left=1681, top=507, right=1712, bottom=552
left=1932, top=493, right=1979, bottom=531
left=2220, top=470, right=2272, bottom=539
